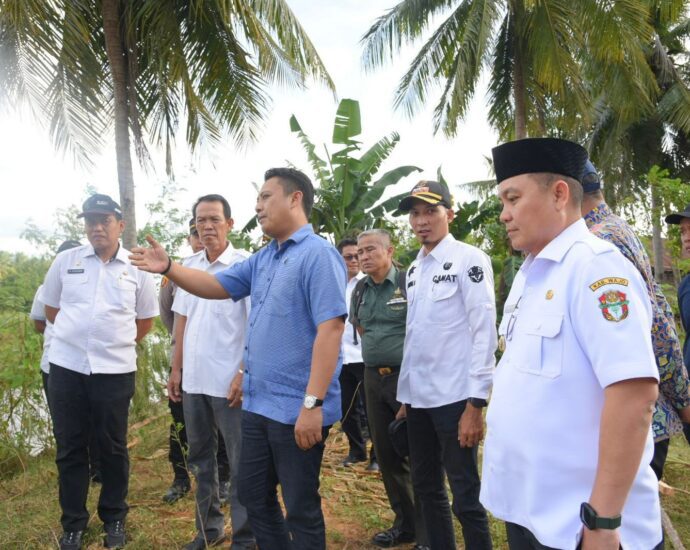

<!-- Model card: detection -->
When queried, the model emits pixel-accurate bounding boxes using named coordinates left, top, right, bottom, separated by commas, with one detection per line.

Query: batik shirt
left=585, top=203, right=690, bottom=440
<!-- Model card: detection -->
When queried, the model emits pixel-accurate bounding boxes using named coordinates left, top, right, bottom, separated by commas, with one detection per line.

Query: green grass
left=0, top=403, right=688, bottom=549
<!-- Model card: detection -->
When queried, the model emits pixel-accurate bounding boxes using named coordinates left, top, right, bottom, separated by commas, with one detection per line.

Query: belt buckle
left=378, top=367, right=392, bottom=376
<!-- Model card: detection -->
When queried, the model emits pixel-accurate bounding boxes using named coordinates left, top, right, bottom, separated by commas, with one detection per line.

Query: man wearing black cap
left=482, top=138, right=662, bottom=549
left=41, top=193, right=158, bottom=549
left=581, top=163, right=690, bottom=479
left=664, top=206, right=690, bottom=441
left=397, top=181, right=496, bottom=550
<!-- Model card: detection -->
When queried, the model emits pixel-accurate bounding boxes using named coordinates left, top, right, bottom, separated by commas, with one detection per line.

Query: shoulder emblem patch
left=467, top=266, right=484, bottom=283
left=598, top=290, right=629, bottom=322
left=589, top=277, right=629, bottom=291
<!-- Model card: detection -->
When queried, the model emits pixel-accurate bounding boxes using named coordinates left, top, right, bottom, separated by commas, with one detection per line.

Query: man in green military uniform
left=350, top=229, right=427, bottom=549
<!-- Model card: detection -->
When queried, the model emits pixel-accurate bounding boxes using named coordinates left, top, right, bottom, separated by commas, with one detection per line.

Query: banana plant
left=290, top=98, right=422, bottom=242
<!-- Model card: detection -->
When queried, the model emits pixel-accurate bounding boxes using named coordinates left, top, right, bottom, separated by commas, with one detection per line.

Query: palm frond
left=360, top=0, right=457, bottom=70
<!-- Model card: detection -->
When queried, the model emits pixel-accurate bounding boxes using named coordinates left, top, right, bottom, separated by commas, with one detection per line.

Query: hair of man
left=193, top=194, right=232, bottom=220
left=264, top=167, right=315, bottom=218
left=357, top=228, right=392, bottom=248
left=337, top=237, right=358, bottom=253
left=530, top=173, right=583, bottom=206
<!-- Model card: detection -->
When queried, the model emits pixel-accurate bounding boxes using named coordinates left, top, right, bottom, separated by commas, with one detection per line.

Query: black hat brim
left=665, top=212, right=690, bottom=224
left=398, top=195, right=449, bottom=213
left=78, top=208, right=121, bottom=218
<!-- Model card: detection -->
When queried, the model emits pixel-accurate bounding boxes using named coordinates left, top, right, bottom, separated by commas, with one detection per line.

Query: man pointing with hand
left=130, top=168, right=346, bottom=550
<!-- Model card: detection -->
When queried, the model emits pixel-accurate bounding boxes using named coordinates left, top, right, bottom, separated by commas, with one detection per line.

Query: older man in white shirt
left=169, top=194, right=254, bottom=550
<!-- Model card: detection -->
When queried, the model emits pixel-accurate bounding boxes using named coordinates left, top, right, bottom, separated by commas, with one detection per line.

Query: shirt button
left=244, top=346, right=248, bottom=350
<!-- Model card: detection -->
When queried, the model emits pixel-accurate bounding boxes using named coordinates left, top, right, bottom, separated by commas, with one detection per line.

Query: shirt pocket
left=429, top=281, right=459, bottom=324
left=117, top=276, right=137, bottom=311
left=511, top=313, right=564, bottom=378
left=212, top=298, right=235, bottom=317
left=62, top=274, right=89, bottom=303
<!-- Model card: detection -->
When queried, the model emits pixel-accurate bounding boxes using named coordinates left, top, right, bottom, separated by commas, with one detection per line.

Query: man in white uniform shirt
left=169, top=194, right=254, bottom=550
left=397, top=180, right=496, bottom=550
left=337, top=238, right=376, bottom=469
left=482, top=138, right=662, bottom=550
left=41, top=194, right=158, bottom=550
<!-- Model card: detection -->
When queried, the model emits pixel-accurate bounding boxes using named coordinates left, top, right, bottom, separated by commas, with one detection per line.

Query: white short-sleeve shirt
left=342, top=273, right=364, bottom=365
left=398, top=234, right=497, bottom=408
left=172, top=245, right=250, bottom=398
left=480, top=219, right=662, bottom=549
left=29, top=284, right=52, bottom=374
left=41, top=244, right=159, bottom=375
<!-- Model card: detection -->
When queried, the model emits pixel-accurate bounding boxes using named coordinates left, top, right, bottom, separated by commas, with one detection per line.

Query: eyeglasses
left=342, top=255, right=358, bottom=261
left=506, top=297, right=522, bottom=342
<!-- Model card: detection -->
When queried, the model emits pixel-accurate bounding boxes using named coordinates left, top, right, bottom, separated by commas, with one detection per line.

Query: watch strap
left=468, top=397, right=487, bottom=408
left=580, top=502, right=621, bottom=530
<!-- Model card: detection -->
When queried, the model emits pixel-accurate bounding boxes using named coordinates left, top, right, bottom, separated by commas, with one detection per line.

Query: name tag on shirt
left=68, top=269, right=85, bottom=274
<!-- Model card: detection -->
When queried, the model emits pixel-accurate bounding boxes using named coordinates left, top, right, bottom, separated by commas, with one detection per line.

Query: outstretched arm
left=129, top=235, right=229, bottom=299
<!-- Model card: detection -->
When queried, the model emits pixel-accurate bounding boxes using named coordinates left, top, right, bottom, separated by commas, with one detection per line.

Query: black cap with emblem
left=78, top=193, right=123, bottom=219
left=665, top=204, right=690, bottom=225
left=398, top=180, right=453, bottom=212
left=491, top=138, right=589, bottom=185
left=189, top=217, right=198, bottom=235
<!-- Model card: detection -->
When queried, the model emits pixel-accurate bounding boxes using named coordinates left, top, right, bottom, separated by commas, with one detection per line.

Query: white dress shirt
left=172, top=244, right=250, bottom=398
left=480, top=220, right=661, bottom=549
left=342, top=273, right=364, bottom=365
left=29, top=284, right=52, bottom=374
left=41, top=244, right=158, bottom=375
left=398, top=233, right=497, bottom=408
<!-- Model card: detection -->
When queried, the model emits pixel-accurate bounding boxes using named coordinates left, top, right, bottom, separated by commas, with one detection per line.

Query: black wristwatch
left=580, top=502, right=621, bottom=530
left=468, top=397, right=487, bottom=408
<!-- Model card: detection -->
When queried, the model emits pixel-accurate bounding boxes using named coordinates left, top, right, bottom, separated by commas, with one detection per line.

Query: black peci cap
left=491, top=138, right=589, bottom=184
left=398, top=180, right=453, bottom=212
left=56, top=240, right=81, bottom=253
left=189, top=217, right=198, bottom=235
left=581, top=160, right=602, bottom=193
left=78, top=193, right=122, bottom=219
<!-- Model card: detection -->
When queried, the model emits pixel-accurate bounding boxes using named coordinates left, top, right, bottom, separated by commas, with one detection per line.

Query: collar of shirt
left=82, top=242, right=127, bottom=264
left=522, top=218, right=591, bottom=270
left=365, top=264, right=397, bottom=287
left=416, top=233, right=455, bottom=263
left=199, top=242, right=238, bottom=267
left=583, top=202, right=611, bottom=228
left=347, top=272, right=365, bottom=288
left=269, top=224, right=314, bottom=253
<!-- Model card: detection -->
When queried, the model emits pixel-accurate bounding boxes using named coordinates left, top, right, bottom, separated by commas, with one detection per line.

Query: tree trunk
left=512, top=4, right=527, bottom=139
left=102, top=0, right=137, bottom=250
left=651, top=183, right=664, bottom=282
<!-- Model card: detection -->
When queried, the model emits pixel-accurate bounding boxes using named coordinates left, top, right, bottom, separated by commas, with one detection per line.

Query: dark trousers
left=364, top=368, right=427, bottom=544
left=339, top=362, right=375, bottom=461
left=407, top=401, right=492, bottom=550
left=43, top=370, right=101, bottom=480
left=506, top=522, right=663, bottom=550
left=183, top=393, right=253, bottom=546
left=48, top=363, right=134, bottom=532
left=238, top=411, right=329, bottom=550
left=651, top=438, right=670, bottom=480
left=168, top=394, right=229, bottom=483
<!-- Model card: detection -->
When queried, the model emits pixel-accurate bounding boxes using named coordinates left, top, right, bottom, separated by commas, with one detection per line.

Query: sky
left=0, top=1, right=498, bottom=256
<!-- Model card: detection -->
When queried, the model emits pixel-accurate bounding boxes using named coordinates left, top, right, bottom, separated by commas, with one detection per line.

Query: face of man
left=195, top=201, right=233, bottom=253
left=340, top=244, right=360, bottom=279
left=408, top=201, right=453, bottom=251
left=256, top=177, right=300, bottom=239
left=680, top=218, right=690, bottom=255
left=84, top=213, right=124, bottom=255
left=498, top=174, right=563, bottom=256
left=188, top=232, right=204, bottom=253
left=357, top=234, right=393, bottom=278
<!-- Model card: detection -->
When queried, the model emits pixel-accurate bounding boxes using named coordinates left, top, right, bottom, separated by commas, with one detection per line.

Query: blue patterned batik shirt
left=215, top=224, right=347, bottom=426
left=585, top=203, right=690, bottom=440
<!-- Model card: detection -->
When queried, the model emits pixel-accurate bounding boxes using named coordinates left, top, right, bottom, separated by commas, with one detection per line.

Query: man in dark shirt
left=351, top=229, right=427, bottom=549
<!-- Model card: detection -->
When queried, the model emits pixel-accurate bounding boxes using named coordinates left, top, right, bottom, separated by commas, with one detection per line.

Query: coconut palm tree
left=361, top=0, right=660, bottom=140
left=0, top=0, right=333, bottom=249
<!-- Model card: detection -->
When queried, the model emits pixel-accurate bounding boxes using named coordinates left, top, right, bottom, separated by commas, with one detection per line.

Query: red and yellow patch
left=598, top=290, right=629, bottom=322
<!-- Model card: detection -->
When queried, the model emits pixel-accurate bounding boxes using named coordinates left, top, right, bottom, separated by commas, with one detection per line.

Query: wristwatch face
left=304, top=395, right=317, bottom=409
